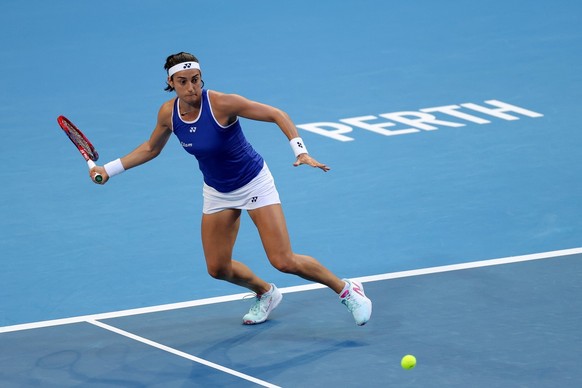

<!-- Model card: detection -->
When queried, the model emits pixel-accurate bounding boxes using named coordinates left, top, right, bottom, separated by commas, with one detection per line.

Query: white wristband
left=104, top=158, right=125, bottom=178
left=289, top=137, right=308, bottom=157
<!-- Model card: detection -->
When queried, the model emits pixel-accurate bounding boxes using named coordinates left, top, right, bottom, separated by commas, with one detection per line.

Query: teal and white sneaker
left=340, top=279, right=372, bottom=326
left=243, top=284, right=282, bottom=325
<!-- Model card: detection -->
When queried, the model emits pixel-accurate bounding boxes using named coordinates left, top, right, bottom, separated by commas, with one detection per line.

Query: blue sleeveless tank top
left=171, top=89, right=264, bottom=192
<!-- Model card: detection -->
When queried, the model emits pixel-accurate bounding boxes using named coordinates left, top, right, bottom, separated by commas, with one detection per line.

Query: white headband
left=168, top=61, right=201, bottom=77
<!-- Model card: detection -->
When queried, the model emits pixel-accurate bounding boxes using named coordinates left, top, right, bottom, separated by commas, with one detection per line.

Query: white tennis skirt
left=202, top=162, right=281, bottom=214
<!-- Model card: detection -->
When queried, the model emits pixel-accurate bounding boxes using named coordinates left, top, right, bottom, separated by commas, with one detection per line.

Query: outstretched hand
left=293, top=153, right=330, bottom=172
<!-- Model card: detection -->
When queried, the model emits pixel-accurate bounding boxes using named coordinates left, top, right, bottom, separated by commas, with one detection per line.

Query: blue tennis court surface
left=1, top=1, right=581, bottom=386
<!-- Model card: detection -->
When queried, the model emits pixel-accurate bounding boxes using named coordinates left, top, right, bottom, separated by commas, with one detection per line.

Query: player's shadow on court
left=194, top=320, right=367, bottom=380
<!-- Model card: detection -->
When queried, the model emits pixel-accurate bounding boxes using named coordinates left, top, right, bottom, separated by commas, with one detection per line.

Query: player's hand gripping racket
left=56, top=115, right=103, bottom=183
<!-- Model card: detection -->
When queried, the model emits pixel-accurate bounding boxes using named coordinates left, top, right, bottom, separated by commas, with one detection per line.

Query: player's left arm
left=213, top=92, right=330, bottom=171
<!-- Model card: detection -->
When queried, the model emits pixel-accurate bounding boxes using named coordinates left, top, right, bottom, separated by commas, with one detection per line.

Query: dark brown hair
left=164, top=52, right=200, bottom=92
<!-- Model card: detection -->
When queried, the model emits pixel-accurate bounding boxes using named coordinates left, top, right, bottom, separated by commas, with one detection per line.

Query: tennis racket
left=56, top=115, right=103, bottom=183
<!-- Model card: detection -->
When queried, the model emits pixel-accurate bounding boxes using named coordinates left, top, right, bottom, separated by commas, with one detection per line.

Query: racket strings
left=65, top=122, right=98, bottom=160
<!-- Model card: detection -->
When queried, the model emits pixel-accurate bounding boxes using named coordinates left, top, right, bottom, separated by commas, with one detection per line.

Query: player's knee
left=270, top=253, right=298, bottom=274
left=206, top=262, right=231, bottom=280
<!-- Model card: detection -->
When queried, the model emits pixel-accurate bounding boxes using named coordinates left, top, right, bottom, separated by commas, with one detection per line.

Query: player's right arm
left=90, top=100, right=174, bottom=183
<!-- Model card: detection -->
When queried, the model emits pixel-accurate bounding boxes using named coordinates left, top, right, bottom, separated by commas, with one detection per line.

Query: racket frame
left=57, top=115, right=103, bottom=183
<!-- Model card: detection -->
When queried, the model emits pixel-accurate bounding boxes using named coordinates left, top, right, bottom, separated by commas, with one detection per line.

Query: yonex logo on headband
left=168, top=61, right=201, bottom=77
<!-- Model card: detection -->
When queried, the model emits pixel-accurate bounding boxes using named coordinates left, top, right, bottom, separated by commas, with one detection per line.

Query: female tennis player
left=90, top=52, right=372, bottom=326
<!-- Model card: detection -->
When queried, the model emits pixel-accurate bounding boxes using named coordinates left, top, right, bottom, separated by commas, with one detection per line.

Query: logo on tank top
left=190, top=127, right=197, bottom=133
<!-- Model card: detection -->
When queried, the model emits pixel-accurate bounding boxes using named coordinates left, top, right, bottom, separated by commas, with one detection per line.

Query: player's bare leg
left=201, top=209, right=270, bottom=294
left=201, top=208, right=281, bottom=324
left=247, top=204, right=345, bottom=293
left=248, top=204, right=372, bottom=325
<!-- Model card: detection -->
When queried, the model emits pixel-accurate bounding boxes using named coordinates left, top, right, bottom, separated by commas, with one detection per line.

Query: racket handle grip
left=87, top=160, right=103, bottom=183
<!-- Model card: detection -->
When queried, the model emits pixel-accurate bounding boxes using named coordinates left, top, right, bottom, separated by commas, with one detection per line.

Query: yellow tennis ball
left=401, top=354, right=416, bottom=370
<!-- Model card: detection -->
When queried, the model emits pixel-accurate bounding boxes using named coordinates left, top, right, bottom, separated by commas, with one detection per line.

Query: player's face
left=169, top=69, right=202, bottom=103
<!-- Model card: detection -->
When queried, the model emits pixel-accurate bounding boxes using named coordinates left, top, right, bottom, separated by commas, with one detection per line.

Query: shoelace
left=244, top=293, right=269, bottom=314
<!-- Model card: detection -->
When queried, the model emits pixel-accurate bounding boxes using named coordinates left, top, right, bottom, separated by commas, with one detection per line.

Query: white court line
left=87, top=320, right=280, bottom=388
left=358, top=246, right=582, bottom=283
left=1, top=247, right=581, bottom=335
